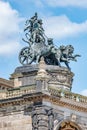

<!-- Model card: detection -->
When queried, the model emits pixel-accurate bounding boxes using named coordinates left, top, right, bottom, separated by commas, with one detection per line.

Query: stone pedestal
left=10, top=62, right=74, bottom=91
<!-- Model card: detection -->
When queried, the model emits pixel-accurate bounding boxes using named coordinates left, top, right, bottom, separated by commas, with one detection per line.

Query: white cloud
left=0, top=1, right=22, bottom=56
left=1, top=1, right=87, bottom=56
left=80, top=89, right=87, bottom=96
left=0, top=41, right=21, bottom=56
left=43, top=0, right=87, bottom=8
left=43, top=15, right=87, bottom=39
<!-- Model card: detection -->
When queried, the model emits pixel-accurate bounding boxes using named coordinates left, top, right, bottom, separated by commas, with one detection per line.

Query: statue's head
left=38, top=19, right=43, bottom=25
left=67, top=45, right=74, bottom=53
left=35, top=12, right=37, bottom=17
left=60, top=45, right=65, bottom=50
left=48, top=38, right=53, bottom=45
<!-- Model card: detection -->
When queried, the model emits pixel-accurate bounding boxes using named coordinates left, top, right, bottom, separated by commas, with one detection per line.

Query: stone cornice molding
left=0, top=92, right=87, bottom=113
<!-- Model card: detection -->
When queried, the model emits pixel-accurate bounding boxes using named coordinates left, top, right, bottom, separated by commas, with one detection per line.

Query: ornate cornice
left=0, top=90, right=87, bottom=113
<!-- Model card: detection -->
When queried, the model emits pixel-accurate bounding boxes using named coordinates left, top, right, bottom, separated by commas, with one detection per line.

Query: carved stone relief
left=32, top=106, right=54, bottom=130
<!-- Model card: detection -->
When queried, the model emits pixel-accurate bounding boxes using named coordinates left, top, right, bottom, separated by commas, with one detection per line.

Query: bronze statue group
left=19, top=13, right=80, bottom=70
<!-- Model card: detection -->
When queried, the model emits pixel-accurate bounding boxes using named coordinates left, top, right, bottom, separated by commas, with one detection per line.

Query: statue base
left=10, top=64, right=74, bottom=91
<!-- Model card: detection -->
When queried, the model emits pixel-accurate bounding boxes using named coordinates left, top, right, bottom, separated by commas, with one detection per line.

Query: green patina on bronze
left=19, top=13, right=80, bottom=70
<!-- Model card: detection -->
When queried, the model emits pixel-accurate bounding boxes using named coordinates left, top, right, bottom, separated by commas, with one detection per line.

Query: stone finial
left=36, top=57, right=50, bottom=92
left=36, top=57, right=49, bottom=79
left=39, top=57, right=45, bottom=69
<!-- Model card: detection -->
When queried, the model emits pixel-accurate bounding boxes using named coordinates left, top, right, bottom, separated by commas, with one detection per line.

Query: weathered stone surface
left=0, top=112, right=32, bottom=130
left=0, top=64, right=87, bottom=130
left=10, top=64, right=74, bottom=91
left=32, top=106, right=54, bottom=130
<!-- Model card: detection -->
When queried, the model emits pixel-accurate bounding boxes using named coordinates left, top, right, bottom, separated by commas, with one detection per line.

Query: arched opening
left=54, top=120, right=82, bottom=130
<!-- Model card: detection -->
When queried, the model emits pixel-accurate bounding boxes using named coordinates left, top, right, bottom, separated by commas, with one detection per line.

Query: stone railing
left=0, top=85, right=87, bottom=104
left=48, top=87, right=87, bottom=103
left=0, top=85, right=36, bottom=100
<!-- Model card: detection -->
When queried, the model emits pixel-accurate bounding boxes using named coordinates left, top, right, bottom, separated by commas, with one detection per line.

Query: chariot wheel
left=19, top=47, right=32, bottom=65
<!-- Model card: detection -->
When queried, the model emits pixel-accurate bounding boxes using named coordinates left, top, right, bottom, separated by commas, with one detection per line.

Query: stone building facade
left=0, top=58, right=87, bottom=130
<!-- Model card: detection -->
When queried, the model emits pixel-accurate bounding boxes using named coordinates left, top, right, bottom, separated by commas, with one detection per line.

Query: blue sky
left=0, top=0, right=87, bottom=96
